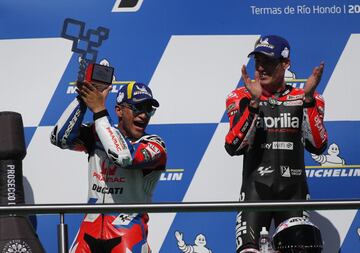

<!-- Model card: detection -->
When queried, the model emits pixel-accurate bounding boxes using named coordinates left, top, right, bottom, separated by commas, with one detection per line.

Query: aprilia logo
left=112, top=0, right=144, bottom=12
left=257, top=113, right=300, bottom=129
left=235, top=212, right=246, bottom=249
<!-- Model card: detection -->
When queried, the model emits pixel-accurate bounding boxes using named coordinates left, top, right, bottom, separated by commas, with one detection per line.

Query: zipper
left=100, top=159, right=111, bottom=239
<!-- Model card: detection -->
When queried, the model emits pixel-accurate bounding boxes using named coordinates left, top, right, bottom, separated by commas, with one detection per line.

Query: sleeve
left=94, top=112, right=167, bottom=170
left=224, top=88, right=259, bottom=156
left=129, top=135, right=167, bottom=172
left=94, top=111, right=133, bottom=167
left=178, top=244, right=194, bottom=253
left=50, top=97, right=92, bottom=152
left=302, top=92, right=328, bottom=155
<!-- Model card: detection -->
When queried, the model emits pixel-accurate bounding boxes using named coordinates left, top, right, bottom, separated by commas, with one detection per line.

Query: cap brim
left=130, top=98, right=160, bottom=107
left=150, top=99, right=160, bottom=107
left=248, top=50, right=277, bottom=58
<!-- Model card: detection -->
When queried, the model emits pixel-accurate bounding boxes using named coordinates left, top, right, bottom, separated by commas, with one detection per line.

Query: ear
left=282, top=58, right=291, bottom=70
left=115, top=105, right=122, bottom=118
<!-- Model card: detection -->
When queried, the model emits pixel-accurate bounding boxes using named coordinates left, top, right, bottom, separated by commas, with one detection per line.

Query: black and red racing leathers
left=224, top=85, right=327, bottom=252
left=50, top=97, right=167, bottom=253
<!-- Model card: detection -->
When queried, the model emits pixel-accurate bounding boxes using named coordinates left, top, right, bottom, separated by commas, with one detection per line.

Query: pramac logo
left=112, top=0, right=144, bottom=12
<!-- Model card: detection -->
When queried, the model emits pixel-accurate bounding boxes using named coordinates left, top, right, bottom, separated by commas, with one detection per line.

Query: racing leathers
left=50, top=97, right=167, bottom=253
left=224, top=85, right=327, bottom=252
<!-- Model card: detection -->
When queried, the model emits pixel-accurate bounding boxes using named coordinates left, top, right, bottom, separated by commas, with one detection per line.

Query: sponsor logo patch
left=257, top=166, right=274, bottom=176
left=281, top=166, right=291, bottom=177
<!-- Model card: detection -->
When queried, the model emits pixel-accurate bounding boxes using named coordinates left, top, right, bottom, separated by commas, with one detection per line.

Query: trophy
left=61, top=18, right=114, bottom=90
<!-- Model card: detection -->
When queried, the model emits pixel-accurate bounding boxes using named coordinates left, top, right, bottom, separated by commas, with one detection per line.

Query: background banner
left=1, top=0, right=360, bottom=252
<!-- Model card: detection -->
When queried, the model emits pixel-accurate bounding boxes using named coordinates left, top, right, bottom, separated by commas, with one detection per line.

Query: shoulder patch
left=140, top=135, right=166, bottom=151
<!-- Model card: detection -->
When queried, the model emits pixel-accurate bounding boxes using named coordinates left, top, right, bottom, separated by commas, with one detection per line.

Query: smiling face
left=116, top=101, right=154, bottom=140
left=328, top=143, right=340, bottom=156
left=254, top=53, right=290, bottom=94
left=195, top=234, right=206, bottom=246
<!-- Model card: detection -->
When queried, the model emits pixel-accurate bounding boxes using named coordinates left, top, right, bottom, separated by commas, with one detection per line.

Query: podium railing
left=1, top=200, right=360, bottom=253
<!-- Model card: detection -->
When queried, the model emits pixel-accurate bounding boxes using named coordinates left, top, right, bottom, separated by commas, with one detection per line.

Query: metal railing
left=1, top=200, right=360, bottom=253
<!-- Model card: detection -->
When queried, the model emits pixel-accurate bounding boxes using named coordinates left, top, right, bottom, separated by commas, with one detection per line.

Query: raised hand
left=242, top=65, right=262, bottom=100
left=303, top=62, right=324, bottom=102
left=77, top=81, right=112, bottom=113
left=175, top=231, right=185, bottom=246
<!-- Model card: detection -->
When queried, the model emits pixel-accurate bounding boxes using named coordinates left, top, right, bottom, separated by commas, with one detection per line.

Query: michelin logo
left=175, top=231, right=212, bottom=253
left=307, top=143, right=360, bottom=178
left=160, top=169, right=183, bottom=181
left=312, top=143, right=345, bottom=166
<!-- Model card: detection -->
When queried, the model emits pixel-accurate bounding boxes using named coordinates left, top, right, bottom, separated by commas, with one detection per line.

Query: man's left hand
left=304, top=61, right=325, bottom=102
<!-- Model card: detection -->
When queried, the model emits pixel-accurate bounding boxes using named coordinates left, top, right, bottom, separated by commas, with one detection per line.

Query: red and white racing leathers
left=224, top=85, right=327, bottom=252
left=51, top=97, right=167, bottom=253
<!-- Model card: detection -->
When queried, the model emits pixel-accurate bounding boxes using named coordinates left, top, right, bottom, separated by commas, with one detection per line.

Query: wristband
left=248, top=97, right=260, bottom=113
left=93, top=109, right=109, bottom=120
left=304, top=98, right=316, bottom=108
left=251, top=97, right=261, bottom=103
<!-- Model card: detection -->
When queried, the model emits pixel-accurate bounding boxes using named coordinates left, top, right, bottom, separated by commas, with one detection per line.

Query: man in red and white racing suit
left=224, top=35, right=328, bottom=253
left=51, top=82, right=166, bottom=253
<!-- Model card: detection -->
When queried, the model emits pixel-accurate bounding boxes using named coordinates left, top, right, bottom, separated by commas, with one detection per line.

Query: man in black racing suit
left=224, top=35, right=328, bottom=253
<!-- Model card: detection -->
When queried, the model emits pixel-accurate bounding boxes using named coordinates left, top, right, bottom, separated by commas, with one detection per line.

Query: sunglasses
left=120, top=103, right=156, bottom=117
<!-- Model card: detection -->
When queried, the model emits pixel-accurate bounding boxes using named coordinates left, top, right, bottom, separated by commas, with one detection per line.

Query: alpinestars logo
left=112, top=0, right=144, bottom=12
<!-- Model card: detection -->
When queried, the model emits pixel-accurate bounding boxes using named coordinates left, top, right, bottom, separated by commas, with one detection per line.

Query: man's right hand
left=76, top=81, right=112, bottom=113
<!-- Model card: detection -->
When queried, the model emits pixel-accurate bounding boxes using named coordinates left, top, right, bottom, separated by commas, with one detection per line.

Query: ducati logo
left=112, top=0, right=144, bottom=12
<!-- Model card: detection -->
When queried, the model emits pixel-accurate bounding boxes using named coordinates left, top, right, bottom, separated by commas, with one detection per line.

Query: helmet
left=272, top=217, right=323, bottom=253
